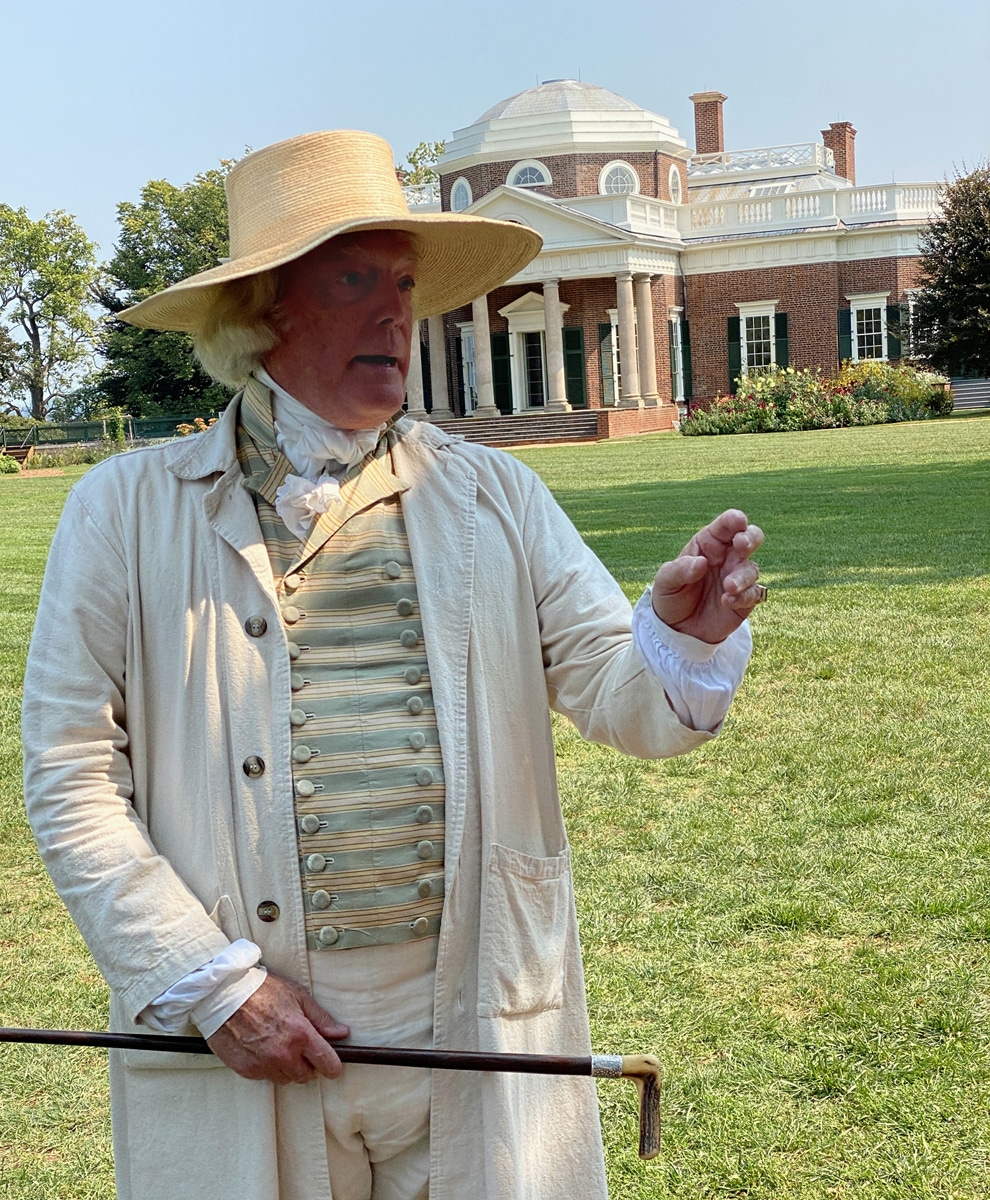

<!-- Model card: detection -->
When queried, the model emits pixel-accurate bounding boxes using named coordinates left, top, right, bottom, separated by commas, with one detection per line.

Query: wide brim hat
left=119, top=130, right=542, bottom=332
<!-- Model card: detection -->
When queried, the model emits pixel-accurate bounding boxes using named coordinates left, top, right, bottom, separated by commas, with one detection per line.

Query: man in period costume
left=22, top=130, right=765, bottom=1200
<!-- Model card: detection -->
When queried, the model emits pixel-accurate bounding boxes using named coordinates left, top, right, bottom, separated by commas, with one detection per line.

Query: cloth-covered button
left=257, top=900, right=280, bottom=922
left=284, top=572, right=304, bottom=591
left=316, top=925, right=339, bottom=945
left=290, top=672, right=306, bottom=691
left=295, top=778, right=316, bottom=798
left=292, top=744, right=313, bottom=763
left=287, top=642, right=302, bottom=660
left=404, top=666, right=423, bottom=685
left=244, top=616, right=267, bottom=638
left=282, top=606, right=302, bottom=624
left=416, top=840, right=434, bottom=860
left=411, top=916, right=430, bottom=935
left=306, top=853, right=328, bottom=872
left=407, top=696, right=424, bottom=715
left=299, top=814, right=321, bottom=835
left=289, top=707, right=308, bottom=726
left=396, top=598, right=415, bottom=617
left=418, top=878, right=435, bottom=898
left=384, top=561, right=402, bottom=579
left=400, top=629, right=418, bottom=648
left=409, top=732, right=426, bottom=751
left=242, top=755, right=265, bottom=778
left=311, top=890, right=333, bottom=910
left=415, top=768, right=434, bottom=787
left=415, top=805, right=434, bottom=823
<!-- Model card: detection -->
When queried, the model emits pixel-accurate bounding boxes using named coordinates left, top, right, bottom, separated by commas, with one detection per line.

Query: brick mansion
left=400, top=80, right=940, bottom=436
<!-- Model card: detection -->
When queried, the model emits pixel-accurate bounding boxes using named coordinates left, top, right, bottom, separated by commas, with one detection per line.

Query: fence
left=0, top=415, right=207, bottom=451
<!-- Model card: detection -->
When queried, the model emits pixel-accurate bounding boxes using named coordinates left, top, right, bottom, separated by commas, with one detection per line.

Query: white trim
left=847, top=292, right=891, bottom=362
left=508, top=159, right=552, bottom=188
left=598, top=161, right=640, bottom=196
left=450, top=178, right=473, bottom=212
left=454, top=321, right=477, bottom=411
left=735, top=301, right=778, bottom=374
left=669, top=165, right=683, bottom=205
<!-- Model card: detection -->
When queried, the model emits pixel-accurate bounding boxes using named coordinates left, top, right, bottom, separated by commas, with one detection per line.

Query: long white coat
left=22, top=408, right=712, bottom=1200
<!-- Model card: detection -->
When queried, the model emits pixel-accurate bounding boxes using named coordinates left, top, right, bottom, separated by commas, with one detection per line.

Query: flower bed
left=681, top=363, right=952, bottom=436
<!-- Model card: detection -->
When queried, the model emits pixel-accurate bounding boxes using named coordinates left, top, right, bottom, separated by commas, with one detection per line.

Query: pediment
left=467, top=186, right=632, bottom=250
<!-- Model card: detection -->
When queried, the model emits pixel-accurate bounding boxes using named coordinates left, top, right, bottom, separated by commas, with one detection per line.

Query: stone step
left=429, top=410, right=600, bottom=447
left=950, top=377, right=990, bottom=409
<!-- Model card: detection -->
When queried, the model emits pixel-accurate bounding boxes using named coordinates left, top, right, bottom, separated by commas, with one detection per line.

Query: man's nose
left=373, top=278, right=411, bottom=325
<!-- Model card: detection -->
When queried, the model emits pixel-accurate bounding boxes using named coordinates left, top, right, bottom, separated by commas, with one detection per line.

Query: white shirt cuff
left=139, top=939, right=267, bottom=1038
left=632, top=588, right=752, bottom=732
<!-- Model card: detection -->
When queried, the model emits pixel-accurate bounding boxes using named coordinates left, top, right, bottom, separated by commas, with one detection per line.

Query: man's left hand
left=651, top=509, right=765, bottom=644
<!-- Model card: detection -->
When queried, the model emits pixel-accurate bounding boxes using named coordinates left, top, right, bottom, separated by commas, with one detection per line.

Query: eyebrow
left=335, top=241, right=417, bottom=269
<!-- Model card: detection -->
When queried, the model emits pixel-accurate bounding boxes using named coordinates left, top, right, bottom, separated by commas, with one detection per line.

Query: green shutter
left=681, top=321, right=693, bottom=402
left=599, top=323, right=615, bottom=406
left=837, top=309, right=852, bottom=364
left=886, top=305, right=902, bottom=361
left=727, top=316, right=742, bottom=395
left=563, top=327, right=587, bottom=408
left=774, top=312, right=789, bottom=369
left=452, top=336, right=465, bottom=415
left=420, top=341, right=433, bottom=410
left=490, top=332, right=512, bottom=415
left=668, top=321, right=677, bottom=398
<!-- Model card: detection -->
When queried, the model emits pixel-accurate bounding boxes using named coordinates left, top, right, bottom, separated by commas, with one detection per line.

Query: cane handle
left=620, top=1054, right=662, bottom=1160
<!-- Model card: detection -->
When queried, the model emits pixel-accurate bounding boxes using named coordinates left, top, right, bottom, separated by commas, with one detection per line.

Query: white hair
left=193, top=270, right=281, bottom=387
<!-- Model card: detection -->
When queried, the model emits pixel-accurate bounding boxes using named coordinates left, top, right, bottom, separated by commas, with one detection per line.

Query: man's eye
left=398, top=276, right=416, bottom=292
left=341, top=271, right=363, bottom=286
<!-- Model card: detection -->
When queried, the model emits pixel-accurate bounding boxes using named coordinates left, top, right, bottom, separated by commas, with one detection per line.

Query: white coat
left=22, top=406, right=713, bottom=1200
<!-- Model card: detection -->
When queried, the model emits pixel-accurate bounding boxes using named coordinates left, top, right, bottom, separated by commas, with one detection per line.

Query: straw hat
left=119, top=130, right=542, bottom=332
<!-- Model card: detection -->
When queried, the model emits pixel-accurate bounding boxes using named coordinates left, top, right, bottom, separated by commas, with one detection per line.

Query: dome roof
left=476, top=80, right=643, bottom=123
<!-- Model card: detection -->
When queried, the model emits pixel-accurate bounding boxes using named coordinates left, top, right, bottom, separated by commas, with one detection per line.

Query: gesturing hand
left=206, top=972, right=349, bottom=1085
left=651, top=509, right=765, bottom=644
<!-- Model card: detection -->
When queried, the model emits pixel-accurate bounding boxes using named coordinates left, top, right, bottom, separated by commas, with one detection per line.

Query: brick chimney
left=822, top=121, right=857, bottom=184
left=689, top=91, right=728, bottom=155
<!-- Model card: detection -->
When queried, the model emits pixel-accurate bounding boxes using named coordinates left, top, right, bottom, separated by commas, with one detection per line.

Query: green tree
left=912, top=164, right=990, bottom=377
left=95, top=164, right=234, bottom=417
left=399, top=141, right=445, bottom=186
left=0, top=206, right=99, bottom=420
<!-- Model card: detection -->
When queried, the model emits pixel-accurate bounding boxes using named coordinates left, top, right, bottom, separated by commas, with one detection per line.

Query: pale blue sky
left=3, top=0, right=987, bottom=257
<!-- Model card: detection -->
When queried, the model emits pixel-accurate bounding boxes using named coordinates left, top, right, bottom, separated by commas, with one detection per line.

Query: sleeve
left=21, top=486, right=232, bottom=1021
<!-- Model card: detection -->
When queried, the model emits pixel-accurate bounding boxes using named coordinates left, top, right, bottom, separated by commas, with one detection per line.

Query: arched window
left=450, top=178, right=472, bottom=211
left=669, top=165, right=683, bottom=205
left=599, top=162, right=639, bottom=195
left=509, top=161, right=551, bottom=188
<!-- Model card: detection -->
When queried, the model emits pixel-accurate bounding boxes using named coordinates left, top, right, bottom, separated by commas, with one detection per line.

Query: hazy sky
left=3, top=0, right=988, bottom=257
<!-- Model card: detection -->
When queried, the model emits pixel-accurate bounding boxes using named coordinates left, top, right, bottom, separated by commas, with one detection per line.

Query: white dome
left=476, top=80, right=643, bottom=123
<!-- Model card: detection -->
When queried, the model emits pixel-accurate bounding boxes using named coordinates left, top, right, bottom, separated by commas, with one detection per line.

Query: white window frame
left=598, top=160, right=640, bottom=196
left=498, top=291, right=570, bottom=412
left=450, top=178, right=473, bottom=212
left=847, top=292, right=890, bottom=362
left=669, top=306, right=685, bottom=404
left=669, top=165, right=683, bottom=205
left=507, top=160, right=552, bottom=188
left=455, top=321, right=477, bottom=412
left=735, top=300, right=778, bottom=374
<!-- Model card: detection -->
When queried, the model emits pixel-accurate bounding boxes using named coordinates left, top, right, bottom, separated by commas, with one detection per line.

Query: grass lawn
left=2, top=414, right=989, bottom=1197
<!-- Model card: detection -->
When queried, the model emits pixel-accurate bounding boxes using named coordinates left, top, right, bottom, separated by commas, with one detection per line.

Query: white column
left=471, top=294, right=499, bottom=418
left=404, top=319, right=427, bottom=420
left=634, top=275, right=659, bottom=407
left=426, top=314, right=453, bottom=421
left=615, top=273, right=642, bottom=407
left=542, top=279, right=572, bottom=413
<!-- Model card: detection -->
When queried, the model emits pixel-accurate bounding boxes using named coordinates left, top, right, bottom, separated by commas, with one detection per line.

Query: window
left=749, top=184, right=792, bottom=197
left=496, top=290, right=571, bottom=412
left=669, top=165, right=683, bottom=205
left=523, top=332, right=547, bottom=406
left=450, top=178, right=472, bottom=212
left=845, top=293, right=891, bottom=361
left=455, top=322, right=477, bottom=411
left=729, top=302, right=788, bottom=393
left=598, top=161, right=639, bottom=195
left=508, top=160, right=551, bottom=188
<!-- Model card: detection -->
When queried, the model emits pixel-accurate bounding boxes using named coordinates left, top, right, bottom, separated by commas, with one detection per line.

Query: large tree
left=95, top=165, right=234, bottom=416
left=912, top=164, right=990, bottom=377
left=0, top=206, right=99, bottom=420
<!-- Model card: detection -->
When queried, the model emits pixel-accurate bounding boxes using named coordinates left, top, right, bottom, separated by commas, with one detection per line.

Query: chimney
left=822, top=121, right=857, bottom=184
left=689, top=91, right=728, bottom=155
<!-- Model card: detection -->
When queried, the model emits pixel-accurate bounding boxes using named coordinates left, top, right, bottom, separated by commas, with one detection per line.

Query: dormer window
left=669, top=166, right=683, bottom=205
left=450, top=178, right=473, bottom=211
left=509, top=161, right=551, bottom=188
left=599, top=162, right=639, bottom=195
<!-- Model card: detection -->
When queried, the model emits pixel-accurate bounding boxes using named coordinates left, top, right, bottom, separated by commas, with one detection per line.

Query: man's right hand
left=206, top=972, right=349, bottom=1084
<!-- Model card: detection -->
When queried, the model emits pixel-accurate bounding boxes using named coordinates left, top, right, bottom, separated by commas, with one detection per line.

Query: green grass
left=2, top=418, right=990, bottom=1197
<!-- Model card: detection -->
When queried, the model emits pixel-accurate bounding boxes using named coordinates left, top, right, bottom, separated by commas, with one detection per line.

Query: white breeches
left=309, top=939, right=437, bottom=1200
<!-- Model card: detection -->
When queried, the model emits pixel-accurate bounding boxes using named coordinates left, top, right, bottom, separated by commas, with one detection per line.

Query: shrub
left=0, top=454, right=21, bottom=474
left=176, top=417, right=218, bottom=437
left=27, top=442, right=124, bottom=469
left=682, top=362, right=952, bottom=436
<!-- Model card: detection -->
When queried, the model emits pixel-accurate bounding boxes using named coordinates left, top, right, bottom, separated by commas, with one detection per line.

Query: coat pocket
left=477, top=843, right=572, bottom=1018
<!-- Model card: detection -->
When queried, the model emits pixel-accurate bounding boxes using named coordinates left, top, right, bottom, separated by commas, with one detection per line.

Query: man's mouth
left=353, top=355, right=399, bottom=367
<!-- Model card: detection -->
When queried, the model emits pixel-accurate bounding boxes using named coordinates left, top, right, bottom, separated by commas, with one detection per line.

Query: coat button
left=409, top=732, right=426, bottom=751
left=299, top=814, right=321, bottom=834
left=284, top=572, right=304, bottom=591
left=282, top=606, right=302, bottom=624
left=317, top=925, right=339, bottom=946
left=287, top=642, right=302, bottom=660
left=257, top=900, right=280, bottom=922
left=289, top=707, right=308, bottom=726
left=415, top=768, right=434, bottom=787
left=416, top=840, right=434, bottom=859
left=400, top=629, right=419, bottom=648
left=415, top=804, right=434, bottom=823
left=244, top=616, right=267, bottom=638
left=411, top=916, right=430, bottom=935
left=243, top=755, right=265, bottom=778
left=295, top=778, right=316, bottom=798
left=407, top=696, right=424, bottom=715
left=292, top=744, right=313, bottom=763
left=306, top=854, right=328, bottom=873
left=418, top=878, right=435, bottom=898
left=290, top=672, right=306, bottom=691
left=404, top=666, right=423, bottom=685
left=384, top=561, right=402, bottom=579
left=311, top=889, right=332, bottom=909
left=396, top=598, right=415, bottom=617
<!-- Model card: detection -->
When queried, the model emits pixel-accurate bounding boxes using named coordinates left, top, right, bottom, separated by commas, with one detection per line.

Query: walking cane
left=0, top=1026, right=662, bottom=1160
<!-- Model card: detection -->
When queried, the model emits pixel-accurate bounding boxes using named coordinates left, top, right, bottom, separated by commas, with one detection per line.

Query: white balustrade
left=785, top=194, right=821, bottom=220
left=403, top=182, right=440, bottom=207
left=849, top=188, right=888, bottom=214
left=688, top=143, right=833, bottom=177
left=739, top=201, right=774, bottom=225
left=691, top=204, right=726, bottom=229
